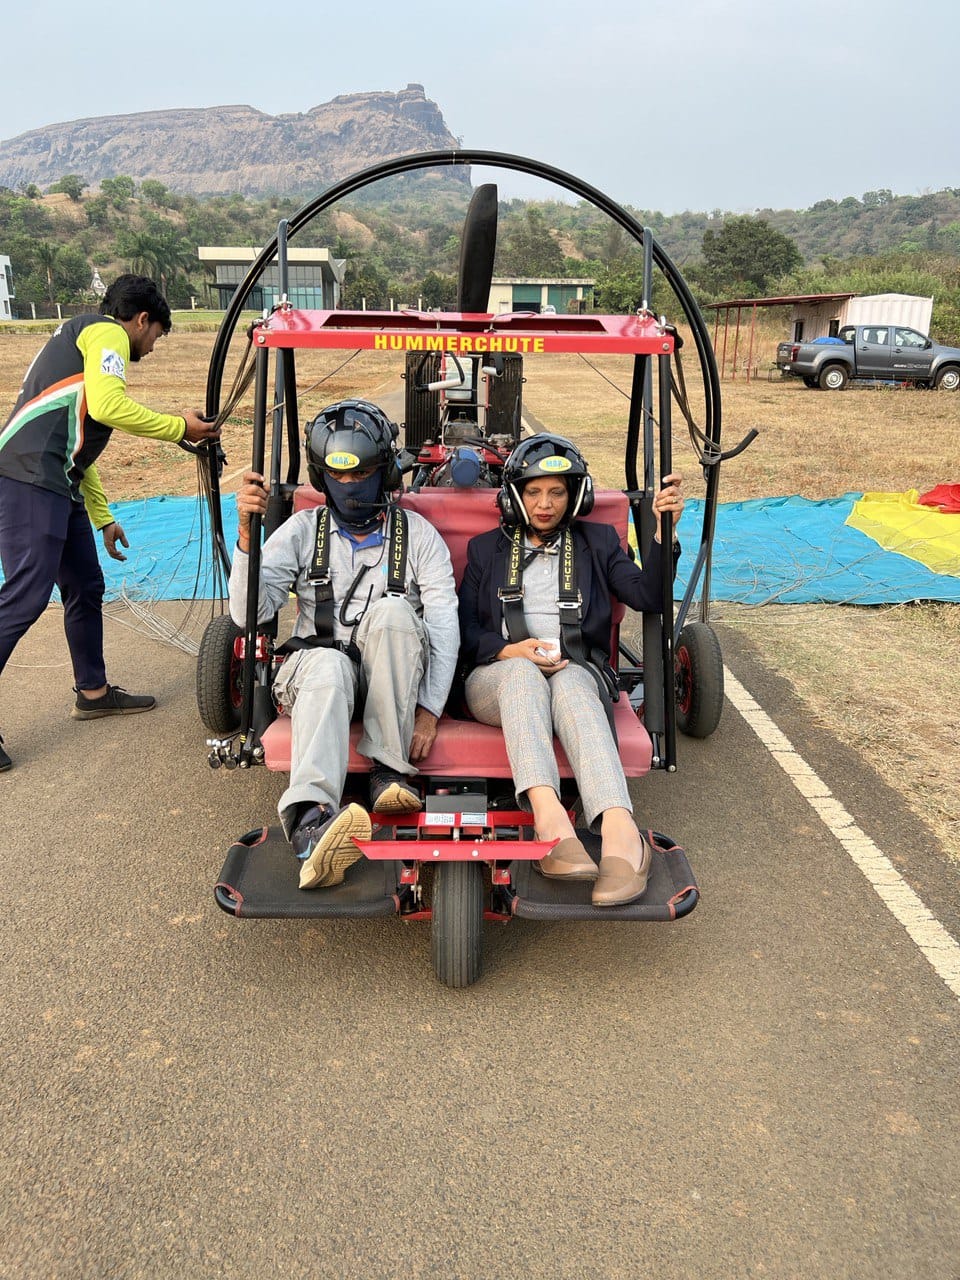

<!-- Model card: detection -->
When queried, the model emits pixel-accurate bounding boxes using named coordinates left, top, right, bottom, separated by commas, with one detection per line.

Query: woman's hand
left=496, top=638, right=569, bottom=671
left=653, top=473, right=684, bottom=543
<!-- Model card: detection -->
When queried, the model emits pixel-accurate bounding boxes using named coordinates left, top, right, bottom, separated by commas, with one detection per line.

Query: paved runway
left=2, top=600, right=959, bottom=1279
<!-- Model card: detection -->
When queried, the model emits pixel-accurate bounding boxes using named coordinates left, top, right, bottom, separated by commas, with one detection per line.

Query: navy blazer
left=458, top=520, right=667, bottom=670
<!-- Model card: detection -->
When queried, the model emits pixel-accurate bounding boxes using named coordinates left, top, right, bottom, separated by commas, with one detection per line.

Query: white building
left=487, top=277, right=595, bottom=315
left=0, top=255, right=14, bottom=320
left=197, top=246, right=346, bottom=311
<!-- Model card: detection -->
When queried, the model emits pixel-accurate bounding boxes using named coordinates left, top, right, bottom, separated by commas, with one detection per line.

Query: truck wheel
left=675, top=622, right=724, bottom=739
left=197, top=613, right=243, bottom=733
left=802, top=376, right=818, bottom=388
left=934, top=366, right=960, bottom=391
left=818, top=364, right=849, bottom=391
left=432, top=861, right=484, bottom=988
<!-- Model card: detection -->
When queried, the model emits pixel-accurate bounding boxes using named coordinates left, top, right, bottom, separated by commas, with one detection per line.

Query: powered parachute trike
left=193, top=150, right=756, bottom=987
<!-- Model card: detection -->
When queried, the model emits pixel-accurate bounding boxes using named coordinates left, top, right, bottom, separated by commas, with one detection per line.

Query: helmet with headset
left=304, top=399, right=402, bottom=497
left=497, top=433, right=594, bottom=528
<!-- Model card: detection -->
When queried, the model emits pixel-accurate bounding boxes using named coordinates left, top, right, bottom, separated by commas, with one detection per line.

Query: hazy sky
left=3, top=0, right=957, bottom=214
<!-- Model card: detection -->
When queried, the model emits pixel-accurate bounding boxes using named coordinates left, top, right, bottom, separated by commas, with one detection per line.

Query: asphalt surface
left=2, top=595, right=959, bottom=1279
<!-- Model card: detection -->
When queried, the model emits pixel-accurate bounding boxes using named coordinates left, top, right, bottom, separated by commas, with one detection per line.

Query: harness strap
left=278, top=504, right=408, bottom=661
left=499, top=524, right=619, bottom=738
left=499, top=524, right=530, bottom=643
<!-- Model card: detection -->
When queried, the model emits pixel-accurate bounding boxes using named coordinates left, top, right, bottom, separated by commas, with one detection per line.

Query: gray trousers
left=465, top=658, right=632, bottom=831
left=272, top=595, right=429, bottom=836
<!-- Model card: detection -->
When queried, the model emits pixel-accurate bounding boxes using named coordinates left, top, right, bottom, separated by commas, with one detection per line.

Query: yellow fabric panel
left=847, top=490, right=960, bottom=577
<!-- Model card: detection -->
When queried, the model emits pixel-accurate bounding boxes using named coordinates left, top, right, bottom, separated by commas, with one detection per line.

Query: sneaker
left=369, top=762, right=422, bottom=816
left=294, top=802, right=372, bottom=890
left=0, top=734, right=10, bottom=772
left=71, top=685, right=157, bottom=720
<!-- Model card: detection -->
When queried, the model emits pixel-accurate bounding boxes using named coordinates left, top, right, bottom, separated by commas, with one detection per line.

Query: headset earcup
left=579, top=474, right=594, bottom=517
left=497, top=486, right=518, bottom=524
left=384, top=458, right=402, bottom=490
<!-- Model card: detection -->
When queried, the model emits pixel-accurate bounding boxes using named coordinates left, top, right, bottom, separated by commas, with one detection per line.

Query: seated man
left=229, top=399, right=459, bottom=890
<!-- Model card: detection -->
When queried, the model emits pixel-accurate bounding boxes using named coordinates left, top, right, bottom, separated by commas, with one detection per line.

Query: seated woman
left=457, top=433, right=683, bottom=908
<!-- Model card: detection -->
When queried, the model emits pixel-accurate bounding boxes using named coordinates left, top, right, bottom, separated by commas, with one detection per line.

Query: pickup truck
left=777, top=324, right=960, bottom=390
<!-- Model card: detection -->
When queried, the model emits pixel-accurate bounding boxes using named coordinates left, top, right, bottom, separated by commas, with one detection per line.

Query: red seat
left=265, top=484, right=651, bottom=778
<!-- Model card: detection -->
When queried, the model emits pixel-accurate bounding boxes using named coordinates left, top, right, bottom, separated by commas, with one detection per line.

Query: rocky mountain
left=0, top=84, right=467, bottom=197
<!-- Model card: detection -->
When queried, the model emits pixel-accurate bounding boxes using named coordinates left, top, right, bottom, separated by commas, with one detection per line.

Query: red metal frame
left=358, top=809, right=554, bottom=863
left=252, top=307, right=675, bottom=357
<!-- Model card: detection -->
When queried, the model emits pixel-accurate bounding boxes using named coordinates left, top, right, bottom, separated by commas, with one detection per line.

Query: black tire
left=818, top=363, right=849, bottom=391
left=196, top=613, right=243, bottom=734
left=432, top=861, right=484, bottom=988
left=934, top=365, right=960, bottom=391
left=675, top=622, right=724, bottom=739
left=802, top=376, right=818, bottom=388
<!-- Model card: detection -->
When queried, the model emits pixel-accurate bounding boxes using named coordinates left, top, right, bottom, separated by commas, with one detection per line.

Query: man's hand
left=653, top=472, right=684, bottom=543
left=182, top=410, right=221, bottom=443
left=101, top=521, right=129, bottom=562
left=235, top=471, right=268, bottom=551
left=410, top=706, right=439, bottom=761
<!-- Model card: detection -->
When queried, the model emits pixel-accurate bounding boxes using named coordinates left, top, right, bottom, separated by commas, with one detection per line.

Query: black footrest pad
left=510, top=831, right=698, bottom=921
left=215, top=827, right=401, bottom=919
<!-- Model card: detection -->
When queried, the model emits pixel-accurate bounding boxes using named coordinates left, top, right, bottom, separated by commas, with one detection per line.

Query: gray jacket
left=229, top=506, right=459, bottom=717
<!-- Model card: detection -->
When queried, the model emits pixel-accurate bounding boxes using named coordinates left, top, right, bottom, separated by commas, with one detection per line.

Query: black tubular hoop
left=204, top=148, right=721, bottom=457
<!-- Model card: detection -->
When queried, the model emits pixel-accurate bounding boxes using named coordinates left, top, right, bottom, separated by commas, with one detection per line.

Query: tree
left=34, top=241, right=59, bottom=304
left=49, top=175, right=87, bottom=202
left=99, top=176, right=136, bottom=209
left=419, top=270, right=457, bottom=310
left=139, top=179, right=171, bottom=208
left=496, top=207, right=566, bottom=277
left=701, top=216, right=801, bottom=294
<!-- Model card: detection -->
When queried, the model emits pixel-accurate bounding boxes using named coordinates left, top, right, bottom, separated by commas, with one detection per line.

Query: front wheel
left=818, top=364, right=849, bottom=391
left=675, top=622, right=724, bottom=739
left=935, top=365, right=960, bottom=391
left=196, top=613, right=242, bottom=734
left=432, top=861, right=484, bottom=987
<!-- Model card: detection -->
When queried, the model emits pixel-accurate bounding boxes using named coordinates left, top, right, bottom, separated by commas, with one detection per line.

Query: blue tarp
left=5, top=492, right=959, bottom=606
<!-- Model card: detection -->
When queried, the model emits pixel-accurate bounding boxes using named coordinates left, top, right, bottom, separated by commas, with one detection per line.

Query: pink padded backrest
left=292, top=484, right=630, bottom=592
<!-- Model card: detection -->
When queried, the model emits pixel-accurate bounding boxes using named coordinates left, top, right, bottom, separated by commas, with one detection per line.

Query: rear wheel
left=432, top=861, right=484, bottom=988
left=675, top=622, right=724, bottom=739
left=197, top=613, right=243, bottom=733
left=935, top=365, right=960, bottom=391
left=818, top=363, right=849, bottom=391
left=802, top=376, right=818, bottom=388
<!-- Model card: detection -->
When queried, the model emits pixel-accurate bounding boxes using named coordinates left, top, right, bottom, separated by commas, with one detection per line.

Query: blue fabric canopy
left=5, top=492, right=959, bottom=605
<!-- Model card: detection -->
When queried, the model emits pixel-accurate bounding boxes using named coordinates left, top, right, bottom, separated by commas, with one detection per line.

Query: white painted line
left=723, top=667, right=960, bottom=1002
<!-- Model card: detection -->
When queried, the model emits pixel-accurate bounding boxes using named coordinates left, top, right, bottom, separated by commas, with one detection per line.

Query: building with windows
left=487, top=277, right=595, bottom=315
left=197, top=246, right=346, bottom=311
left=0, top=255, right=14, bottom=320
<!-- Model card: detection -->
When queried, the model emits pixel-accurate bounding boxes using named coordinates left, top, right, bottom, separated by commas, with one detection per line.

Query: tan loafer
left=536, top=836, right=599, bottom=881
left=591, top=835, right=653, bottom=906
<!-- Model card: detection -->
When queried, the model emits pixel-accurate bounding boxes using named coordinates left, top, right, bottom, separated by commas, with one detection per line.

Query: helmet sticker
left=538, top=455, right=572, bottom=472
left=325, top=450, right=361, bottom=470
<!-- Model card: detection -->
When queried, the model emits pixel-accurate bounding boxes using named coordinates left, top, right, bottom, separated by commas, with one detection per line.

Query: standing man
left=0, top=274, right=221, bottom=771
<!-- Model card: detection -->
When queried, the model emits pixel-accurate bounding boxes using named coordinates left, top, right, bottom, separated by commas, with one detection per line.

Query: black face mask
left=325, top=472, right=384, bottom=532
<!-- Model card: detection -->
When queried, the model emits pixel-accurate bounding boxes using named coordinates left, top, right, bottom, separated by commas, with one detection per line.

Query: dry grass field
left=0, top=322, right=956, bottom=855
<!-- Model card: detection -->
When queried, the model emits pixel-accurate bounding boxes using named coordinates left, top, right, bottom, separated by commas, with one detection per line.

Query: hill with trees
left=2, top=175, right=959, bottom=341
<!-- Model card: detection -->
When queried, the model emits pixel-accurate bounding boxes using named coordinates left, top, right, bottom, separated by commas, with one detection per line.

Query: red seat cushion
left=260, top=694, right=651, bottom=778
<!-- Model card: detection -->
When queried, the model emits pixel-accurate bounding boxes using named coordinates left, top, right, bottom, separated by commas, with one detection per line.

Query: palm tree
left=34, top=241, right=58, bottom=304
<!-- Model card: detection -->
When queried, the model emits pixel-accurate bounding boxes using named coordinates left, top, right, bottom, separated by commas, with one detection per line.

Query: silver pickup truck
left=777, top=324, right=960, bottom=390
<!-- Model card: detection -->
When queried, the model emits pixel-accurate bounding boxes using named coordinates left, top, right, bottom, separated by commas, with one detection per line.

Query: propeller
left=456, top=183, right=498, bottom=313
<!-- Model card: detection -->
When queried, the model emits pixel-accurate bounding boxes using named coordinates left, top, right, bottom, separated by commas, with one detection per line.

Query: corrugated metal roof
left=704, top=293, right=855, bottom=309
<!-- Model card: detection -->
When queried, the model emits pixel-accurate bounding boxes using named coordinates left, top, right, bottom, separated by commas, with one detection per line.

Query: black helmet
left=304, top=399, right=401, bottom=496
left=497, top=433, right=594, bottom=528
